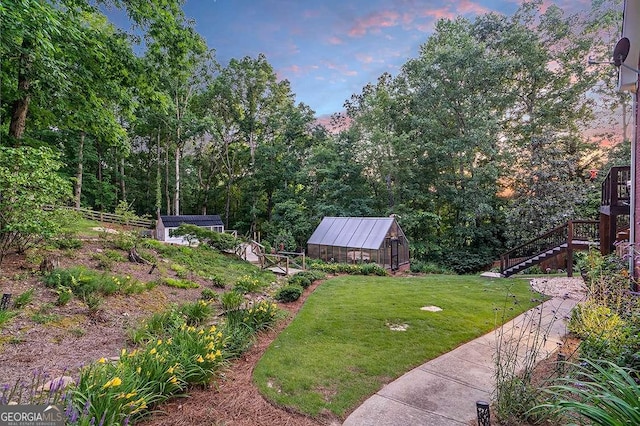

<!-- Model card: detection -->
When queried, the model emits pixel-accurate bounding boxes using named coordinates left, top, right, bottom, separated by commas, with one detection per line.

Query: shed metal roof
left=160, top=215, right=223, bottom=228
left=307, top=217, right=396, bottom=250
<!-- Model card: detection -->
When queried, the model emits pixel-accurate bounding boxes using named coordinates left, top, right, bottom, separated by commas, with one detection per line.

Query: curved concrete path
left=343, top=294, right=582, bottom=425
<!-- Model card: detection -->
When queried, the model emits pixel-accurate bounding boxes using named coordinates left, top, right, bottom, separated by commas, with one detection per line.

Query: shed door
left=390, top=238, right=399, bottom=271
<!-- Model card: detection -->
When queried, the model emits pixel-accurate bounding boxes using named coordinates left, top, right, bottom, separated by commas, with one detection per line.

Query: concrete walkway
left=343, top=294, right=583, bottom=426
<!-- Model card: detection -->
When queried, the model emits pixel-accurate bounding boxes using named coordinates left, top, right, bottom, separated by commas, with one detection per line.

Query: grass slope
left=254, top=274, right=542, bottom=418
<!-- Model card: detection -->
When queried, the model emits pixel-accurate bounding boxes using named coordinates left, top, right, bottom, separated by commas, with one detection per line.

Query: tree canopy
left=0, top=0, right=625, bottom=272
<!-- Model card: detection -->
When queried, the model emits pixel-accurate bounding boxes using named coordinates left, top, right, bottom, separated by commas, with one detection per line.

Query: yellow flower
left=215, top=349, right=222, bottom=357
left=217, top=331, right=223, bottom=338
left=187, top=326, right=196, bottom=333
left=206, top=342, right=215, bottom=351
left=166, top=338, right=173, bottom=345
left=102, top=377, right=122, bottom=389
left=198, top=329, right=204, bottom=335
left=136, top=366, right=141, bottom=375
left=98, top=357, right=107, bottom=364
left=169, top=375, right=178, bottom=385
left=121, top=349, right=127, bottom=357
left=205, top=352, right=216, bottom=361
left=125, top=392, right=137, bottom=399
left=167, top=366, right=175, bottom=374
left=196, top=355, right=204, bottom=363
left=157, top=339, right=163, bottom=346
left=149, top=348, right=157, bottom=355
left=209, top=325, right=217, bottom=333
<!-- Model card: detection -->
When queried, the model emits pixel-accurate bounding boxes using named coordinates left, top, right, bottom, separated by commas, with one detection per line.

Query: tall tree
left=479, top=3, right=601, bottom=244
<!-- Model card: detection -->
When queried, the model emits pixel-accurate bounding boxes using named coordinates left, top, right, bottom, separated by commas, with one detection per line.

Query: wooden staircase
left=500, top=220, right=599, bottom=277
left=500, top=166, right=631, bottom=278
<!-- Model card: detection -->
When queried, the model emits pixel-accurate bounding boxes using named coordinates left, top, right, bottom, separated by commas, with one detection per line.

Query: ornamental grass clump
left=532, top=359, right=640, bottom=425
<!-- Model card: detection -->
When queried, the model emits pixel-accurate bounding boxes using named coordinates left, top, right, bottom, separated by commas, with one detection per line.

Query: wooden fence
left=47, top=206, right=154, bottom=228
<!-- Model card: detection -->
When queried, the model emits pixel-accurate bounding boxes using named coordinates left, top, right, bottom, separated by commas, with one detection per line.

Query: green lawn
left=254, top=274, right=542, bottom=418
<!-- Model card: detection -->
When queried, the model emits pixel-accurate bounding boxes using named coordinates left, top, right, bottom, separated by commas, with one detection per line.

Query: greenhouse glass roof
left=307, top=217, right=396, bottom=250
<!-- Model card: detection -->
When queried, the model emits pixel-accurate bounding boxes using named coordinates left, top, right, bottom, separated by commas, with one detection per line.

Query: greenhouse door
left=390, top=238, right=399, bottom=271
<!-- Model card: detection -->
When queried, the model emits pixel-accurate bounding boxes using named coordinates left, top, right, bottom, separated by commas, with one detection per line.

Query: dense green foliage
left=0, top=0, right=625, bottom=272
left=274, top=284, right=303, bottom=302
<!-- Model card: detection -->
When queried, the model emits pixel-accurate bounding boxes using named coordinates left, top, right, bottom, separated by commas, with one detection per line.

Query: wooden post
left=567, top=221, right=574, bottom=277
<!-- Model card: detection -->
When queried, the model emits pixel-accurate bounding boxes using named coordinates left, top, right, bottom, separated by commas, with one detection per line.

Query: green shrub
left=137, top=248, right=157, bottom=265
left=170, top=263, right=188, bottom=278
left=81, top=292, right=103, bottom=314
left=440, top=249, right=494, bottom=274
left=359, top=263, right=388, bottom=276
left=308, top=261, right=388, bottom=276
left=219, top=323, right=254, bottom=357
left=129, top=301, right=213, bottom=344
left=221, top=291, right=244, bottom=312
left=241, top=300, right=280, bottom=332
left=52, top=237, right=83, bottom=249
left=569, top=301, right=626, bottom=340
left=92, top=253, right=114, bottom=270
left=275, top=284, right=303, bottom=302
left=234, top=274, right=264, bottom=294
left=178, top=300, right=213, bottom=325
left=43, top=267, right=148, bottom=297
left=169, top=224, right=238, bottom=251
left=409, top=260, right=454, bottom=274
left=201, top=288, right=218, bottom=302
left=12, top=288, right=34, bottom=309
left=160, top=277, right=200, bottom=289
left=210, top=274, right=226, bottom=288
left=104, top=249, right=127, bottom=262
left=30, top=303, right=60, bottom=324
left=288, top=274, right=312, bottom=289
left=0, top=310, right=17, bottom=328
left=55, top=285, right=73, bottom=306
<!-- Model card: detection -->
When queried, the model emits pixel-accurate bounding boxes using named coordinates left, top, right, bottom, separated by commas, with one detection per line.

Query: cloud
left=280, top=64, right=320, bottom=76
left=327, top=36, right=343, bottom=45
left=458, top=0, right=490, bottom=15
left=348, top=10, right=401, bottom=37
left=420, top=7, right=456, bottom=21
left=303, top=9, right=321, bottom=19
left=355, top=53, right=374, bottom=64
left=325, top=61, right=358, bottom=76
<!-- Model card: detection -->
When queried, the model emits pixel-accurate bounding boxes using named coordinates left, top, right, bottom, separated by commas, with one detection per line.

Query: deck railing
left=500, top=220, right=599, bottom=273
left=601, top=166, right=630, bottom=210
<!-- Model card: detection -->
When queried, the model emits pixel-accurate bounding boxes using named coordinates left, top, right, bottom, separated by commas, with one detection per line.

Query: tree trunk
left=74, top=131, right=85, bottom=209
left=165, top=147, right=171, bottom=215
left=97, top=144, right=104, bottom=211
left=225, top=178, right=233, bottom=229
left=9, top=39, right=34, bottom=141
left=120, top=157, right=126, bottom=202
left=174, top=145, right=181, bottom=215
left=156, top=131, right=162, bottom=218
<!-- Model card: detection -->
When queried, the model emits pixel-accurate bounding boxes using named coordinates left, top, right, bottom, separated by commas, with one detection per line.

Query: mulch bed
left=139, top=280, right=331, bottom=426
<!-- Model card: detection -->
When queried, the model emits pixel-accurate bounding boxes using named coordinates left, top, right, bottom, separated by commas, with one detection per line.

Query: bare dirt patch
left=1, top=238, right=329, bottom=425
left=1, top=239, right=217, bottom=391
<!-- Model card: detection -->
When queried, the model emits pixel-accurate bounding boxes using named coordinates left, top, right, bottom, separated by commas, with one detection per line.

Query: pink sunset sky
left=137, top=0, right=597, bottom=117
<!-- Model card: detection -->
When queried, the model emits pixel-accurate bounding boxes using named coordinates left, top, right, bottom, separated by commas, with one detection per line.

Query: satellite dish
left=613, top=37, right=630, bottom=67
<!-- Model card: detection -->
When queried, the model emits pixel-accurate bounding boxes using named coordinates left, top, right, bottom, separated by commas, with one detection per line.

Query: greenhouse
left=307, top=216, right=410, bottom=271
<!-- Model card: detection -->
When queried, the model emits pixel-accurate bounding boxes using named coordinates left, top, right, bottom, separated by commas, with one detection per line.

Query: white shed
left=156, top=215, right=224, bottom=245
